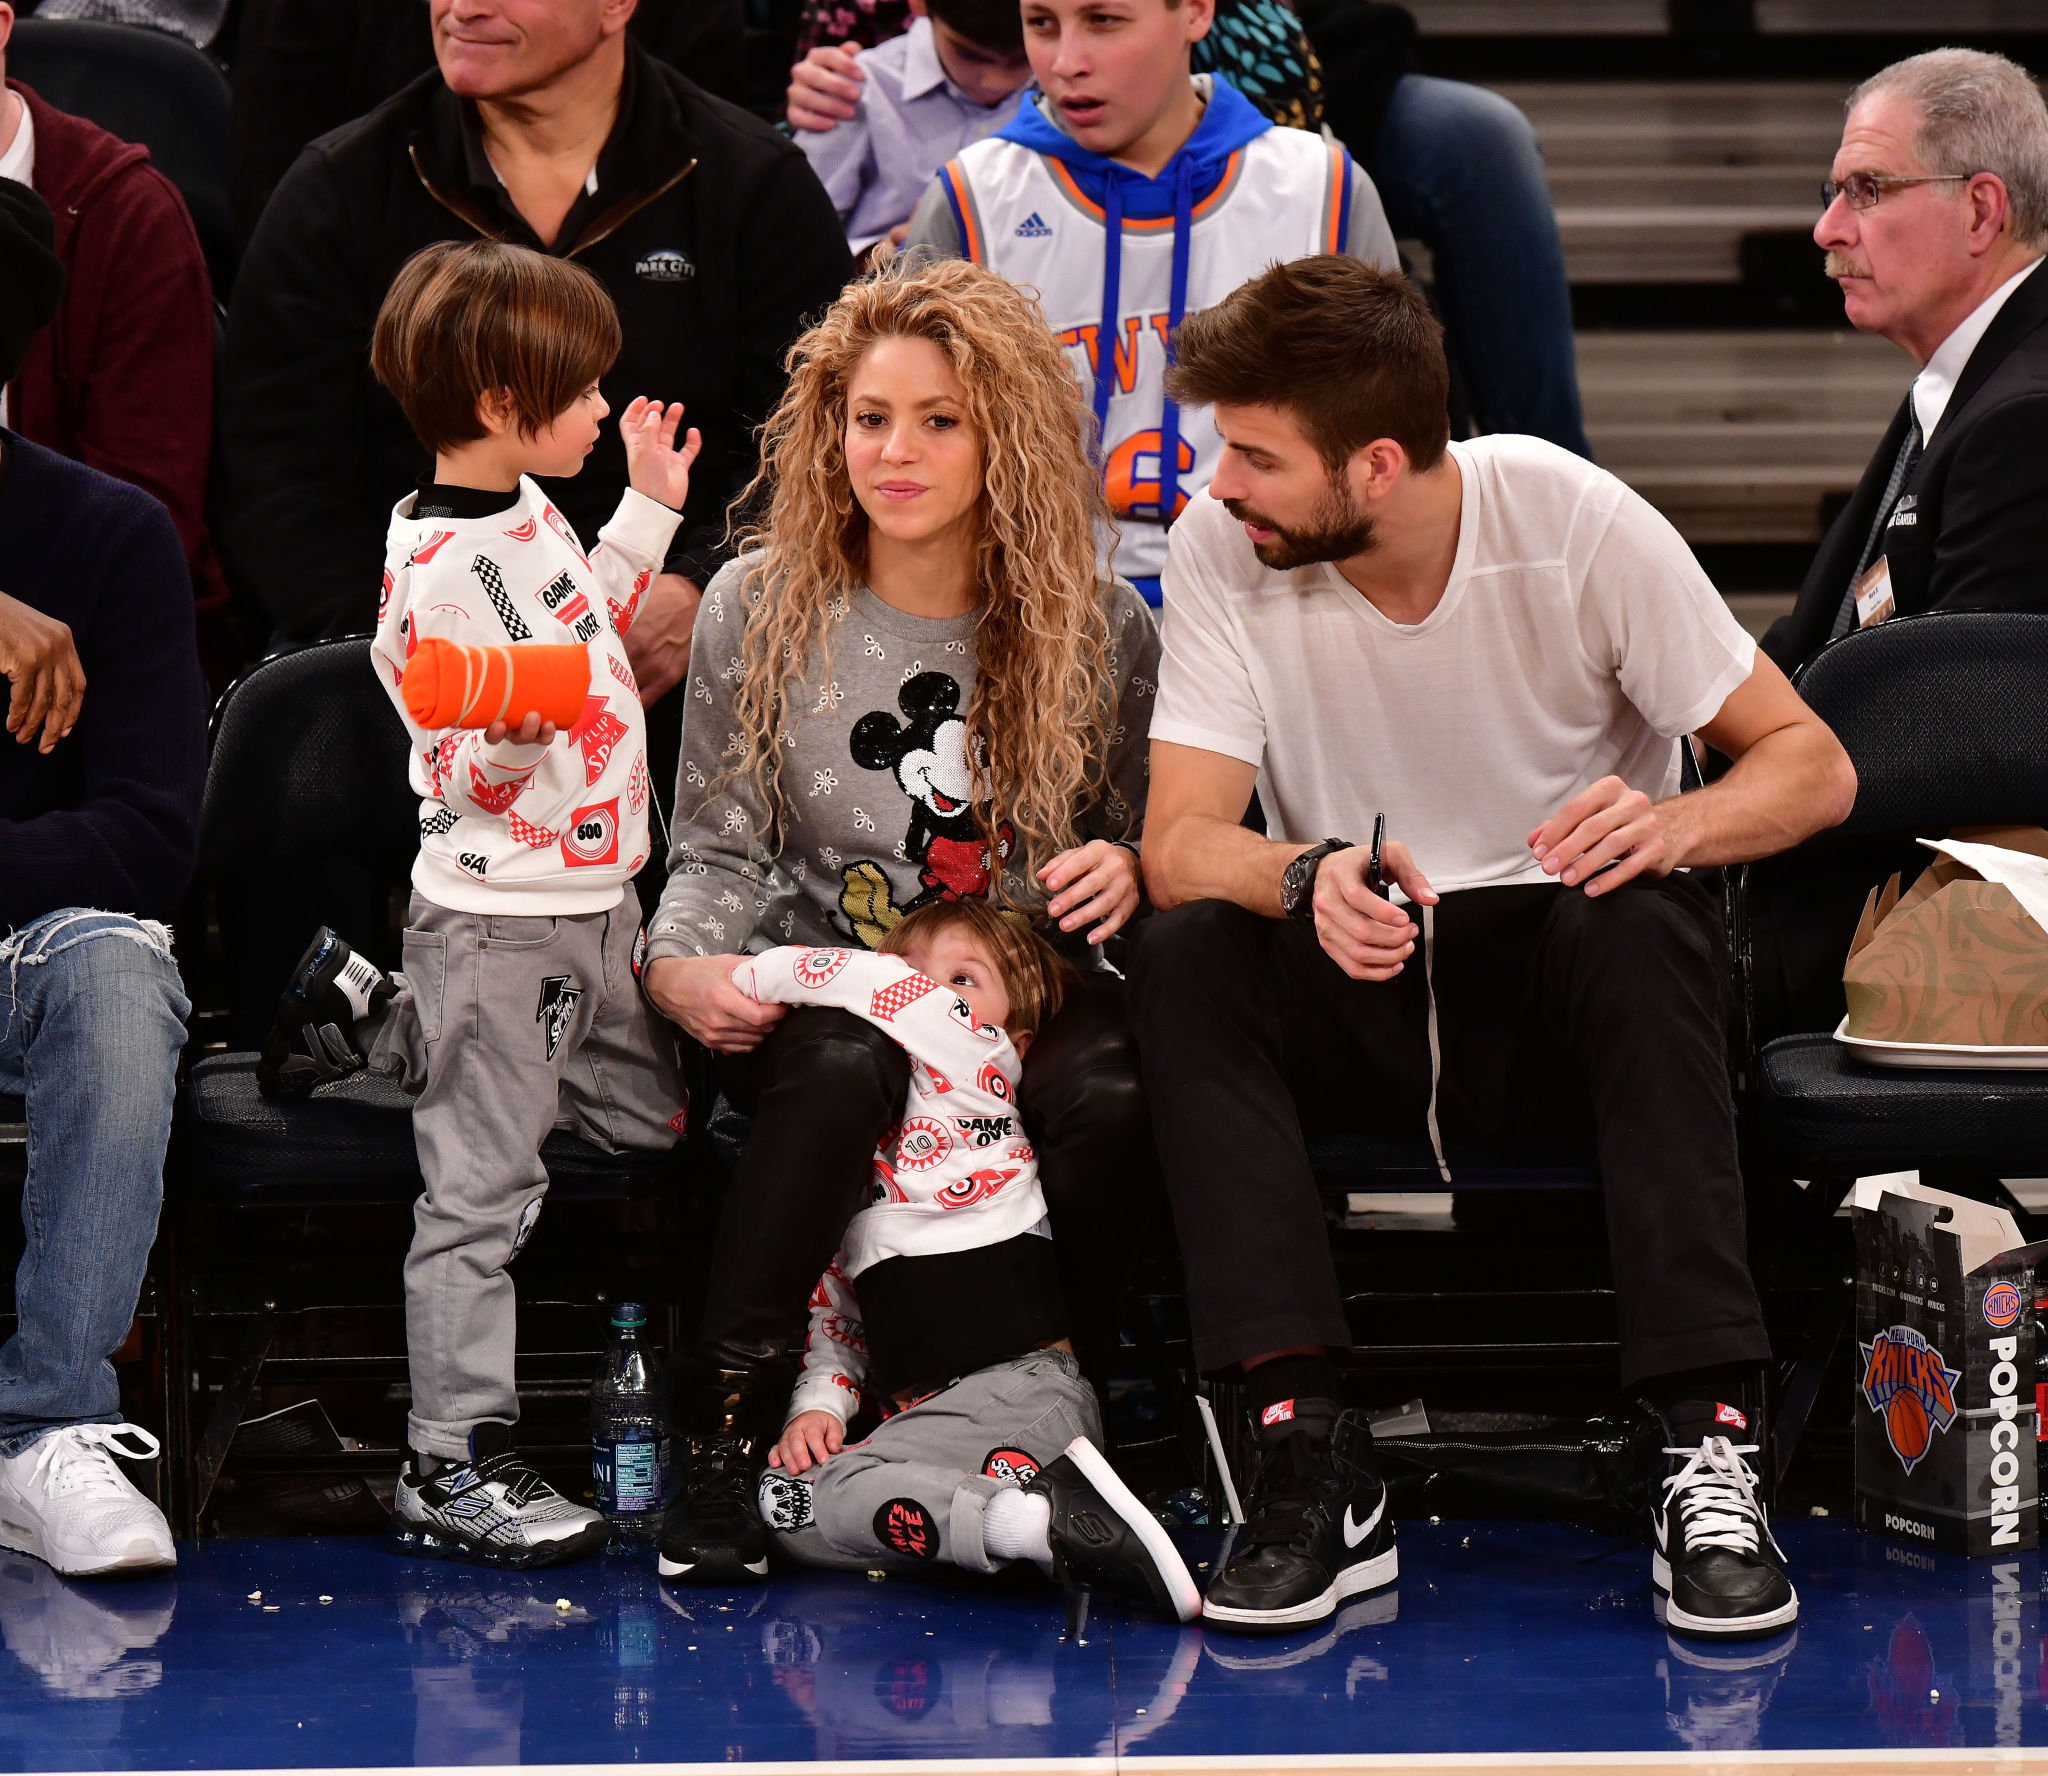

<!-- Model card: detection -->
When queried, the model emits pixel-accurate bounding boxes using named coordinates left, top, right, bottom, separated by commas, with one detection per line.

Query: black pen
left=1366, top=812, right=1385, bottom=896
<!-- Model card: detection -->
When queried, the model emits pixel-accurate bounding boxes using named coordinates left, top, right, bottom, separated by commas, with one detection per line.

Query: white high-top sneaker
left=0, top=1426, right=176, bottom=1577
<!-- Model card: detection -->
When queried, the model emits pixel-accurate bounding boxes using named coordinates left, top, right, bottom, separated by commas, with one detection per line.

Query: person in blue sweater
left=0, top=181, right=205, bottom=1578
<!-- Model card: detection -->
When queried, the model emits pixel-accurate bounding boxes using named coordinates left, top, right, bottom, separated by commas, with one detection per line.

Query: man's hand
left=1314, top=840, right=1436, bottom=982
left=769, top=1409, right=845, bottom=1473
left=1528, top=776, right=1675, bottom=898
left=481, top=710, right=558, bottom=748
left=787, top=44, right=865, bottom=131
left=0, top=590, right=85, bottom=754
left=1040, top=839, right=1141, bottom=943
left=624, top=572, right=701, bottom=706
left=643, top=952, right=787, bottom=1052
left=621, top=397, right=702, bottom=512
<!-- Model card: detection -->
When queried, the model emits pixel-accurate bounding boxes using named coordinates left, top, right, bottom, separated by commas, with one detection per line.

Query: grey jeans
left=760, top=1349, right=1099, bottom=1575
left=367, top=895, right=686, bottom=1459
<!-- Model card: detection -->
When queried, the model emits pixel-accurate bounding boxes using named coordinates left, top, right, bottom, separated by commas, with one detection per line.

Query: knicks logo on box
left=1860, top=1324, right=1961, bottom=1476
left=1985, top=1281, right=2023, bottom=1328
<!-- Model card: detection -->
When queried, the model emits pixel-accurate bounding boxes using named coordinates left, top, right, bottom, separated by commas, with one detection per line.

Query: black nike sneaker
left=257, top=927, right=394, bottom=1097
left=1650, top=1400, right=1799, bottom=1639
left=1027, top=1436, right=1201, bottom=1627
left=389, top=1425, right=609, bottom=1569
left=656, top=1366, right=784, bottom=1585
left=1200, top=1397, right=1397, bottom=1635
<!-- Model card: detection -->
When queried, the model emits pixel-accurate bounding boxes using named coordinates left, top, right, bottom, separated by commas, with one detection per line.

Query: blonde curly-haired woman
left=643, top=259, right=1161, bottom=1583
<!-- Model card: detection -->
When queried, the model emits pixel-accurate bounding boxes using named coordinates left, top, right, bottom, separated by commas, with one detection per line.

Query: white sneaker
left=0, top=1425, right=177, bottom=1577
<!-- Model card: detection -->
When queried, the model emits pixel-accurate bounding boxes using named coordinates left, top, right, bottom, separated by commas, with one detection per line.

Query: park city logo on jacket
left=1860, top=1323, right=1961, bottom=1476
left=634, top=248, right=693, bottom=282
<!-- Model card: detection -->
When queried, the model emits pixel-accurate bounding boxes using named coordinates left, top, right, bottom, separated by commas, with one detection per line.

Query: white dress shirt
left=1912, top=256, right=2044, bottom=441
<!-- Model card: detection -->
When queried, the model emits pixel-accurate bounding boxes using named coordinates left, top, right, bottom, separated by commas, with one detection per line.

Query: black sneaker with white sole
left=257, top=927, right=394, bottom=1098
left=658, top=1364, right=788, bottom=1585
left=1028, top=1436, right=1202, bottom=1625
left=1200, top=1397, right=1397, bottom=1635
left=1650, top=1400, right=1799, bottom=1639
left=390, top=1426, right=609, bottom=1569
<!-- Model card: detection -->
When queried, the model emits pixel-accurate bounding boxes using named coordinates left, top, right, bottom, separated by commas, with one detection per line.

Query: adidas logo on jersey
left=1014, top=211, right=1053, bottom=238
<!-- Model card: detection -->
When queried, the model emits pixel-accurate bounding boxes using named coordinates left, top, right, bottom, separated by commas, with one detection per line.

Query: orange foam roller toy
left=402, top=638, right=591, bottom=730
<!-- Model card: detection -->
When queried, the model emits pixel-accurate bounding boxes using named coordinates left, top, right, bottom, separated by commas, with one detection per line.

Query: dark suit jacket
left=1761, top=260, right=2048, bottom=675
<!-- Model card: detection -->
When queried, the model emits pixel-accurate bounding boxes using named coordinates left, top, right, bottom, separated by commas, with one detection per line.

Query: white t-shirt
left=1152, top=434, right=1757, bottom=896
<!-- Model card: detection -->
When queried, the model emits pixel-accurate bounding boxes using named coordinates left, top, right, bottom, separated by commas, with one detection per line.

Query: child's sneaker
left=257, top=927, right=394, bottom=1097
left=0, top=1425, right=176, bottom=1578
left=1029, top=1436, right=1202, bottom=1625
left=390, top=1426, right=609, bottom=1569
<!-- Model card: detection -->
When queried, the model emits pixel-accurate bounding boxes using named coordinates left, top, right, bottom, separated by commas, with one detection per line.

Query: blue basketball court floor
left=1, top=1518, right=2043, bottom=1774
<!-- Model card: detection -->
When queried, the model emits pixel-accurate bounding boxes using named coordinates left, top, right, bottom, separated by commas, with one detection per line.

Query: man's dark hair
left=926, top=0, right=1026, bottom=54
left=371, top=240, right=622, bottom=455
left=1166, top=257, right=1450, bottom=473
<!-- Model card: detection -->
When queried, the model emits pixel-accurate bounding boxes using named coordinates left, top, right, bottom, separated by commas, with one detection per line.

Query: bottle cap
left=611, top=1302, right=647, bottom=1329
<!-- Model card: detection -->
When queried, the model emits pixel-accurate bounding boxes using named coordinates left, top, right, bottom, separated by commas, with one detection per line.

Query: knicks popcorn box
left=1852, top=1176, right=2046, bottom=1556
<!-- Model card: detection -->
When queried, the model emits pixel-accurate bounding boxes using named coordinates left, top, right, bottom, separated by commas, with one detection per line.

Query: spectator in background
left=227, top=0, right=751, bottom=252
left=0, top=2, right=238, bottom=692
left=1764, top=49, right=2048, bottom=674
left=789, top=0, right=1590, bottom=457
left=221, top=0, right=851, bottom=745
left=0, top=183, right=205, bottom=1578
left=798, top=0, right=1033, bottom=259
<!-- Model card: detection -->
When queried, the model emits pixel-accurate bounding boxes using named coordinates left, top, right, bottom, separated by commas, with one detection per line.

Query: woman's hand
left=768, top=1409, right=845, bottom=1473
left=642, top=953, right=787, bottom=1053
left=1039, top=839, right=1141, bottom=944
left=0, top=590, right=85, bottom=754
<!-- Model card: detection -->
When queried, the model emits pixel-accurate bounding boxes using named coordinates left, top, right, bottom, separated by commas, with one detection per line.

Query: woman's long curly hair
left=725, top=258, right=1116, bottom=895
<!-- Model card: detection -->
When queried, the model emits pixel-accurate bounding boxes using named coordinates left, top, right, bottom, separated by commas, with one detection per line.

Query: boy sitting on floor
left=687, top=900, right=1197, bottom=1624
left=257, top=239, right=700, bottom=1569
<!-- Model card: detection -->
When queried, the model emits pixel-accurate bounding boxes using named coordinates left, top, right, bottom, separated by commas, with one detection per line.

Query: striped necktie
left=1832, top=412, right=1922, bottom=641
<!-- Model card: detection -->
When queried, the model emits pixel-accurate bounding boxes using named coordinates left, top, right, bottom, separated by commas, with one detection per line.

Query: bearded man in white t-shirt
left=1130, top=258, right=1857, bottom=1642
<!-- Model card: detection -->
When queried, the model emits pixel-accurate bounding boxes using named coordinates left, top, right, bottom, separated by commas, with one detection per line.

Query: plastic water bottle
left=591, top=1303, right=670, bottom=1546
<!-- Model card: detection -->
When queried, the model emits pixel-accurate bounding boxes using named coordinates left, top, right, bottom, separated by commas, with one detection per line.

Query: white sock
left=981, top=1486, right=1051, bottom=1565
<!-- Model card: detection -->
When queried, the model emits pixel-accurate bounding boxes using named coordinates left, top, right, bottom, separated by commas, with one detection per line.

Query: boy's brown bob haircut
left=878, top=899, right=1075, bottom=1038
left=1165, top=256, right=1450, bottom=475
left=371, top=240, right=622, bottom=456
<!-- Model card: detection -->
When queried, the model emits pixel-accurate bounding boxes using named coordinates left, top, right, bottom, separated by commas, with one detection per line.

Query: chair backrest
left=1790, top=610, right=2048, bottom=842
left=9, top=17, right=235, bottom=294
left=200, top=639, right=416, bottom=883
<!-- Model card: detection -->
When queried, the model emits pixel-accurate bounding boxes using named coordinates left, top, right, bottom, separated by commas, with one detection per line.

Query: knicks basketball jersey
left=940, top=115, right=1356, bottom=594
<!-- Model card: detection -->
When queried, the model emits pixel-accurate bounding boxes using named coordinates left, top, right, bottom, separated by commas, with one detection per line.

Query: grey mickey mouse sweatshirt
left=644, top=553, right=1159, bottom=963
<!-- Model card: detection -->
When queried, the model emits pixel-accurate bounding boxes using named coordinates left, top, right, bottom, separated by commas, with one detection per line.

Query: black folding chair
left=9, top=16, right=235, bottom=293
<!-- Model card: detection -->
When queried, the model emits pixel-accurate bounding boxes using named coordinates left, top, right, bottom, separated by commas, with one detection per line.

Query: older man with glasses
left=1762, top=48, right=2048, bottom=674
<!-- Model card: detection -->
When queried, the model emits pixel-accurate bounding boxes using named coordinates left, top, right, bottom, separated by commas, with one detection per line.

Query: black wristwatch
left=1280, top=838, right=1352, bottom=920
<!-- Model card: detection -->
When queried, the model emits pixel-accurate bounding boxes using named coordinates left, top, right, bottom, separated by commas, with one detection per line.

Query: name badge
left=1853, top=555, right=1896, bottom=629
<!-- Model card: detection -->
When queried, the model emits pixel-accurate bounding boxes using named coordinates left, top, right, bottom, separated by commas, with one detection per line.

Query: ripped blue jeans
left=0, top=910, right=188, bottom=1455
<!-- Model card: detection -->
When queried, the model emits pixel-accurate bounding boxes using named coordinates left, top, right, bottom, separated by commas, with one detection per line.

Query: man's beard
left=1222, top=481, right=1377, bottom=571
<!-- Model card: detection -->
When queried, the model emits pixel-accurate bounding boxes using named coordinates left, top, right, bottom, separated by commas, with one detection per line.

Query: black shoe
left=389, top=1426, right=609, bottom=1569
left=257, top=927, right=393, bottom=1097
left=1200, top=1397, right=1396, bottom=1635
left=1027, top=1436, right=1201, bottom=1627
left=656, top=1366, right=782, bottom=1585
left=1650, top=1401, right=1799, bottom=1639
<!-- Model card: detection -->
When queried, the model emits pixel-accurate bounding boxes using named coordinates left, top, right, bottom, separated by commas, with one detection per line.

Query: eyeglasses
left=1820, top=171, right=1975, bottom=212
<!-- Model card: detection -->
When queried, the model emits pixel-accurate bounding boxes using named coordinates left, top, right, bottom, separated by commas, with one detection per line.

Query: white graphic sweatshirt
left=729, top=945, right=1049, bottom=1425
left=372, top=478, right=679, bottom=915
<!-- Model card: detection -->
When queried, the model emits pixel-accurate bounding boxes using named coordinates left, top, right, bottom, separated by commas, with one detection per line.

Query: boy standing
left=259, top=241, right=699, bottom=1569
left=797, top=0, right=1036, bottom=257
left=904, top=0, right=1398, bottom=605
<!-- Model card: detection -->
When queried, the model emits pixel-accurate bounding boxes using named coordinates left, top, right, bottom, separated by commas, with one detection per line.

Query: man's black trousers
left=1126, top=875, right=1770, bottom=1391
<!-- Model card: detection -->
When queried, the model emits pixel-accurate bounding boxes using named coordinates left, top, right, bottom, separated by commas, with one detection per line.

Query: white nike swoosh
left=1343, top=1496, right=1385, bottom=1548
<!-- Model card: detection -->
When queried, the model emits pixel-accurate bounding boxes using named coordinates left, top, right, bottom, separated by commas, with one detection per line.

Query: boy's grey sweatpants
left=760, top=1349, right=1100, bottom=1575
left=365, top=894, right=687, bottom=1460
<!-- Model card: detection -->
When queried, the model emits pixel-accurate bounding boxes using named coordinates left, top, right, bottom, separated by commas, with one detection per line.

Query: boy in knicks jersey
left=666, top=900, right=1199, bottom=1628
left=903, top=0, right=1398, bottom=606
left=257, top=241, right=698, bottom=1569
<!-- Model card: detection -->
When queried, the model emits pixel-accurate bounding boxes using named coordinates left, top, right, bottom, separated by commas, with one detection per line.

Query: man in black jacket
left=222, top=0, right=853, bottom=712
left=1762, top=48, right=2048, bottom=676
left=0, top=183, right=203, bottom=1579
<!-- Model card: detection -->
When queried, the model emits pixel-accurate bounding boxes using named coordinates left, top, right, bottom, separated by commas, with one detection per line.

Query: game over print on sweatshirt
left=372, top=478, right=679, bottom=915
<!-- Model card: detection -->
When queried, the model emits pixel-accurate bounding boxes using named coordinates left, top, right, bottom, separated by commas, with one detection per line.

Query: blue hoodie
left=993, top=76, right=1273, bottom=529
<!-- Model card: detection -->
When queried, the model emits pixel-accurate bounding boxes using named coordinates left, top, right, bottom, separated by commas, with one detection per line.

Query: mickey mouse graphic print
left=646, top=566, right=1158, bottom=967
